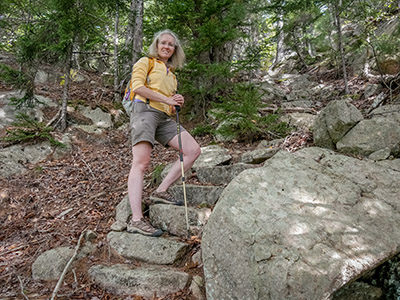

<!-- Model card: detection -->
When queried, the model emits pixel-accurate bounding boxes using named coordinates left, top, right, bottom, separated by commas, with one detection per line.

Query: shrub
left=211, top=83, right=292, bottom=142
left=2, top=113, right=64, bottom=147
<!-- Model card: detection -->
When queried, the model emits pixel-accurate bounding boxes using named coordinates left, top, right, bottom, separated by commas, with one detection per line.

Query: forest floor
left=0, top=72, right=267, bottom=300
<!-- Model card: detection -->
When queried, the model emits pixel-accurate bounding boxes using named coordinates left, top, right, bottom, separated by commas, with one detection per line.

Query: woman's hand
left=166, top=94, right=184, bottom=108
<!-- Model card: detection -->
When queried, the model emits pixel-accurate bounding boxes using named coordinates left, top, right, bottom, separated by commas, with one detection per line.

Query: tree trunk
left=291, top=30, right=308, bottom=70
left=113, top=3, right=120, bottom=102
left=363, top=36, right=370, bottom=77
left=122, top=0, right=136, bottom=77
left=60, top=45, right=72, bottom=131
left=306, top=24, right=316, bottom=58
left=273, top=14, right=284, bottom=67
left=131, top=0, right=143, bottom=66
left=334, top=0, right=349, bottom=94
left=125, top=0, right=135, bottom=50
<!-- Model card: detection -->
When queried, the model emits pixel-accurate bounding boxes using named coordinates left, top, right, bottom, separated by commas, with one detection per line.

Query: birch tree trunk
left=334, top=0, right=349, bottom=94
left=123, top=0, right=143, bottom=78
left=273, top=14, right=284, bottom=67
left=131, top=0, right=143, bottom=66
left=60, top=45, right=72, bottom=131
left=122, top=0, right=136, bottom=77
left=113, top=3, right=120, bottom=102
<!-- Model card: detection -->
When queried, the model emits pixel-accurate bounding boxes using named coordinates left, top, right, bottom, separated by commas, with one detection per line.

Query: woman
left=126, top=29, right=201, bottom=237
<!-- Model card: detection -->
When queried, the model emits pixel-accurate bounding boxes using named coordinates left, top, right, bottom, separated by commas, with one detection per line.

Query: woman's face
left=157, top=34, right=176, bottom=63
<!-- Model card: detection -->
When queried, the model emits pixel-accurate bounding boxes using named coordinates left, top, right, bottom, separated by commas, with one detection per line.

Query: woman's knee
left=191, top=144, right=201, bottom=160
left=185, top=141, right=201, bottom=162
left=131, top=142, right=152, bottom=171
left=132, top=157, right=150, bottom=172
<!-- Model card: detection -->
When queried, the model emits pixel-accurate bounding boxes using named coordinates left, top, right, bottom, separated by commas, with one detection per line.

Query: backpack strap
left=144, top=57, right=155, bottom=104
left=127, top=57, right=155, bottom=102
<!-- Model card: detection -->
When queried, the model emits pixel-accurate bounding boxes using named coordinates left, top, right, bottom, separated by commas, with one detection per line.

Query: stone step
left=192, top=145, right=232, bottom=169
left=161, top=144, right=232, bottom=181
left=239, top=147, right=280, bottom=164
left=169, top=184, right=223, bottom=206
left=195, top=163, right=258, bottom=185
left=150, top=204, right=211, bottom=237
left=89, top=264, right=190, bottom=298
left=107, top=231, right=189, bottom=265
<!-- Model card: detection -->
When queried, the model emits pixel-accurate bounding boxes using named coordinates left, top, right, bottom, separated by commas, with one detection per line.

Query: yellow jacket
left=130, top=57, right=177, bottom=115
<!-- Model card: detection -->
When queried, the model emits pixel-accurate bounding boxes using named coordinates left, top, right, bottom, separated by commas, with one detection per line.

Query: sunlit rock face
left=202, top=147, right=400, bottom=300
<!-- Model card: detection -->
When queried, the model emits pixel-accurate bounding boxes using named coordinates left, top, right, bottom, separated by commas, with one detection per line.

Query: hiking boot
left=127, top=218, right=162, bottom=237
left=150, top=190, right=184, bottom=206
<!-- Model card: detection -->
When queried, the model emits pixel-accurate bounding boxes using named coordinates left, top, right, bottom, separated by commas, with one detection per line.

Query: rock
left=364, top=84, right=382, bottom=99
left=161, top=162, right=192, bottom=181
left=78, top=105, right=113, bottom=129
left=368, top=147, right=391, bottom=161
left=107, top=231, right=189, bottom=265
left=35, top=69, right=49, bottom=84
left=150, top=204, right=211, bottom=237
left=314, top=100, right=363, bottom=149
left=255, top=138, right=284, bottom=150
left=52, top=133, right=73, bottom=160
left=72, top=71, right=86, bottom=83
left=89, top=264, right=190, bottom=298
left=259, top=81, right=286, bottom=101
left=376, top=159, right=400, bottom=171
left=280, top=112, right=316, bottom=131
left=32, top=247, right=74, bottom=281
left=0, top=141, right=53, bottom=177
left=34, top=69, right=60, bottom=84
left=192, top=145, right=231, bottom=169
left=114, top=195, right=131, bottom=223
left=368, top=92, right=386, bottom=111
left=240, top=147, right=280, bottom=164
left=74, top=125, right=105, bottom=134
left=84, top=230, right=97, bottom=243
left=190, top=275, right=206, bottom=300
left=169, top=184, right=224, bottom=206
left=281, top=100, right=314, bottom=108
left=336, top=117, right=400, bottom=156
left=202, top=147, right=400, bottom=300
left=32, top=234, right=97, bottom=281
left=0, top=92, right=57, bottom=129
left=195, top=164, right=258, bottom=185
left=192, top=250, right=202, bottom=265
left=332, top=282, right=382, bottom=300
left=369, top=104, right=400, bottom=123
left=110, top=220, right=127, bottom=232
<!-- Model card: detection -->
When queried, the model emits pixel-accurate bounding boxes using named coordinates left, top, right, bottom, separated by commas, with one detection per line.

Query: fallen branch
left=86, top=185, right=126, bottom=202
left=18, top=275, right=30, bottom=300
left=0, top=245, right=28, bottom=256
left=46, top=109, right=61, bottom=128
left=51, top=230, right=86, bottom=300
left=80, top=158, right=96, bottom=179
left=259, top=107, right=316, bottom=114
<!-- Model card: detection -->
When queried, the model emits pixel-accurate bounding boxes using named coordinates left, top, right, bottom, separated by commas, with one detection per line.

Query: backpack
left=122, top=57, right=155, bottom=114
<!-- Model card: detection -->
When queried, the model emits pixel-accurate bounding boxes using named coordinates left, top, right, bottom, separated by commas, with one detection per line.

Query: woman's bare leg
left=156, top=131, right=201, bottom=193
left=128, top=141, right=152, bottom=221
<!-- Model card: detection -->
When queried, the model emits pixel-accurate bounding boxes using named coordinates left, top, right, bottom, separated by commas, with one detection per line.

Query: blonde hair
left=148, top=29, right=185, bottom=70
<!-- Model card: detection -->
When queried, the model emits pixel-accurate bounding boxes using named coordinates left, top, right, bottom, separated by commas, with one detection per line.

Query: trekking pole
left=175, top=105, right=190, bottom=239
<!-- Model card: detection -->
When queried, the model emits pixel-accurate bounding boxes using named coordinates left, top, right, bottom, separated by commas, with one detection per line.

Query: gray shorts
left=130, top=101, right=185, bottom=147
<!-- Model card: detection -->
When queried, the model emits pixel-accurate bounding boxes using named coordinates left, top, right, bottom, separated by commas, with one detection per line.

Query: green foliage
left=191, top=124, right=214, bottom=137
left=150, top=164, right=165, bottom=188
left=0, top=64, right=27, bottom=87
left=0, top=64, right=38, bottom=107
left=2, top=113, right=64, bottom=147
left=211, top=83, right=292, bottom=142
